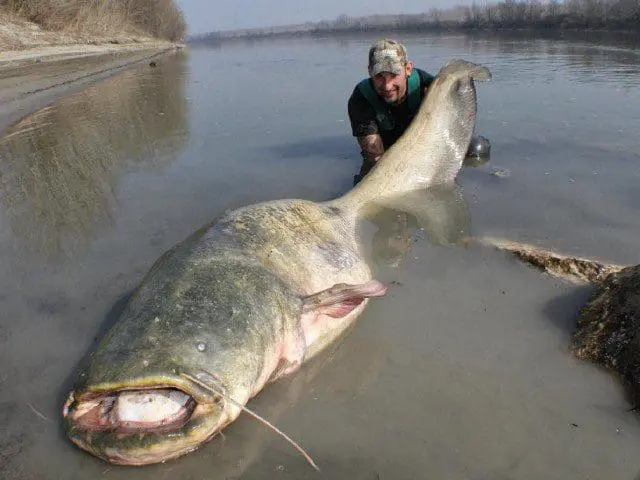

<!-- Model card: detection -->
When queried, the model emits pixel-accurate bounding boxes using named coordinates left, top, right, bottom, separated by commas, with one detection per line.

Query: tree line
left=314, top=0, right=640, bottom=33
left=460, top=0, right=639, bottom=30
left=193, top=0, right=639, bottom=42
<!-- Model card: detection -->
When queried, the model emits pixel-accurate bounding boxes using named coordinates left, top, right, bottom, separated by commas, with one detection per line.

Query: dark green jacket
left=347, top=68, right=434, bottom=149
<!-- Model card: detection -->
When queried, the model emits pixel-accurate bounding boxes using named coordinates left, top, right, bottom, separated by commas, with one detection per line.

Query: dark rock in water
left=571, top=265, right=640, bottom=406
left=149, top=61, right=157, bottom=68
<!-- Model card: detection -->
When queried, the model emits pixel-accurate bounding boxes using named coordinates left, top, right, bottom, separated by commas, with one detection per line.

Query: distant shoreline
left=188, top=25, right=640, bottom=49
left=190, top=0, right=640, bottom=45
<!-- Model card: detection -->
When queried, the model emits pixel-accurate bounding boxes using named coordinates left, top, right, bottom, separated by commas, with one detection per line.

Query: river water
left=1, top=32, right=640, bottom=479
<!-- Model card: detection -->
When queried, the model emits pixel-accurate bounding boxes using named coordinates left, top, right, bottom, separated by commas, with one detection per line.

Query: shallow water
left=1, top=32, right=640, bottom=479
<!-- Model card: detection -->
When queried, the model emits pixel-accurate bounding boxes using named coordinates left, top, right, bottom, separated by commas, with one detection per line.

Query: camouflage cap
left=368, top=38, right=408, bottom=76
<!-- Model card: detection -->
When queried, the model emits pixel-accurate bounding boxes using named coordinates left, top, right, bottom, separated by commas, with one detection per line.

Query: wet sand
left=1, top=38, right=640, bottom=479
left=0, top=42, right=181, bottom=134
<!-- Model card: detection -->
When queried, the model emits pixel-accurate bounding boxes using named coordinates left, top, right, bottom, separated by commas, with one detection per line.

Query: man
left=348, top=38, right=489, bottom=184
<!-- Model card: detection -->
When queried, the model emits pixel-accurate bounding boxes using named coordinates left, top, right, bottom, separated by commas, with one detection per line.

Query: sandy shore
left=0, top=41, right=183, bottom=134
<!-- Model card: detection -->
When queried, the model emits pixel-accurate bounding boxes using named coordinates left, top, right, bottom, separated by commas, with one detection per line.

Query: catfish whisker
left=180, top=372, right=320, bottom=472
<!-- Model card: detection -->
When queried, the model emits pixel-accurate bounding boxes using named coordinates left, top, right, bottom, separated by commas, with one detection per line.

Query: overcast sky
left=176, top=0, right=473, bottom=34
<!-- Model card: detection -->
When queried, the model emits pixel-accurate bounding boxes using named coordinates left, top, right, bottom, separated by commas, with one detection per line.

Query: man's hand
left=357, top=134, right=385, bottom=164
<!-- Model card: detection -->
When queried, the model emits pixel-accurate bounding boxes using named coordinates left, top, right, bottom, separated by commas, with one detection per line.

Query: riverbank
left=0, top=41, right=181, bottom=67
left=0, top=34, right=184, bottom=135
left=0, top=4, right=187, bottom=134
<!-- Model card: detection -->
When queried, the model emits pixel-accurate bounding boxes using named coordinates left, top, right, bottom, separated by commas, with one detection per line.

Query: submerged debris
left=491, top=167, right=511, bottom=178
left=475, top=236, right=624, bottom=284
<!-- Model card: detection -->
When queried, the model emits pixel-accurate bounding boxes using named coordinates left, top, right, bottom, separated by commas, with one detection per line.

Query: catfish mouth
left=63, top=377, right=226, bottom=465
left=64, top=388, right=198, bottom=434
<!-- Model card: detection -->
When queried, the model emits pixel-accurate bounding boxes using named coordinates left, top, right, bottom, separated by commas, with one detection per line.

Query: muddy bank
left=0, top=42, right=184, bottom=134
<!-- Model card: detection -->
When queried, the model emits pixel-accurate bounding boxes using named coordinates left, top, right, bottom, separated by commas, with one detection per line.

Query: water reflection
left=184, top=325, right=387, bottom=479
left=0, top=53, right=189, bottom=261
left=459, top=31, right=640, bottom=87
left=364, top=184, right=471, bottom=267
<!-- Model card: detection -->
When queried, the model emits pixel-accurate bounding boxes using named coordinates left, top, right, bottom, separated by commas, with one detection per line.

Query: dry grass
left=0, top=0, right=185, bottom=50
left=0, top=8, right=145, bottom=50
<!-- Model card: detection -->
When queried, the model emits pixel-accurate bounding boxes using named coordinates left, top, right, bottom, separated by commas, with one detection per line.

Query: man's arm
left=348, top=86, right=385, bottom=165
left=357, top=134, right=385, bottom=165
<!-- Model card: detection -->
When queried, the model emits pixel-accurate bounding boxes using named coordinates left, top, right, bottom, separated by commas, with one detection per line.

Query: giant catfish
left=63, top=59, right=491, bottom=465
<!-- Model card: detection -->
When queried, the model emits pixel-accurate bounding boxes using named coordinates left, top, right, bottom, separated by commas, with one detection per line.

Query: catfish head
left=63, top=259, right=386, bottom=465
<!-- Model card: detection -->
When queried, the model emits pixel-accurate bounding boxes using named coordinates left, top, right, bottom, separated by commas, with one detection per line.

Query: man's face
left=370, top=61, right=413, bottom=105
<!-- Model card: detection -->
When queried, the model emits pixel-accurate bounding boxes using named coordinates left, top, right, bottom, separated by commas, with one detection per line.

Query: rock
left=571, top=265, right=640, bottom=407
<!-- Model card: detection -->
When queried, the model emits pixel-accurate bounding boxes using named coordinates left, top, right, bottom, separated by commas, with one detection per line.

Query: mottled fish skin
left=63, top=59, right=490, bottom=465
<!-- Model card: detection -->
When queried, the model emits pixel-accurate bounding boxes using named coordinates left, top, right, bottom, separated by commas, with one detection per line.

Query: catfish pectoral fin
left=301, top=280, right=387, bottom=316
left=300, top=280, right=388, bottom=353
